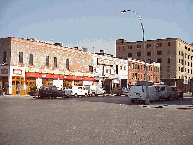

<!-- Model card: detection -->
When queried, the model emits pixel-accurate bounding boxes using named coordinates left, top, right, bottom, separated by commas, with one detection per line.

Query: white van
left=71, top=86, right=88, bottom=97
left=128, top=86, right=158, bottom=104
left=154, top=85, right=178, bottom=101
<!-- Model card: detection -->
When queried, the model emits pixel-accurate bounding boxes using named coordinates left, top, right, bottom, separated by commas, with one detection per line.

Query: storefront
left=0, top=66, right=9, bottom=94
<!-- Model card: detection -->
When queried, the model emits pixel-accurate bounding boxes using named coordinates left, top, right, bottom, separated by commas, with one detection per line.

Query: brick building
left=0, top=37, right=94, bottom=95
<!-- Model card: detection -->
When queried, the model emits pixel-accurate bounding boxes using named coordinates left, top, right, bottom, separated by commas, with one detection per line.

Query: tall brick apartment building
left=0, top=37, right=94, bottom=95
left=116, top=38, right=193, bottom=92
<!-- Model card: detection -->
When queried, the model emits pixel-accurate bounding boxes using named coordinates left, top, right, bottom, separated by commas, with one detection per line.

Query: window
left=130, top=46, right=132, bottom=49
left=54, top=57, right=57, bottom=67
left=106, top=69, right=109, bottom=73
left=137, top=45, right=141, bottom=48
left=157, top=51, right=162, bottom=55
left=157, top=58, right=162, bottom=63
left=29, top=54, right=33, bottom=65
left=116, top=65, right=118, bottom=74
left=179, top=67, right=180, bottom=71
left=185, top=46, right=187, bottom=50
left=185, top=68, right=186, bottom=72
left=123, top=54, right=125, bottom=58
left=128, top=46, right=129, bottom=49
left=191, top=56, right=193, bottom=60
left=191, top=69, right=192, bottom=74
left=181, top=67, right=184, bottom=72
left=181, top=51, right=184, bottom=56
left=188, top=55, right=190, bottom=59
left=19, top=52, right=23, bottom=63
left=124, top=66, right=126, bottom=70
left=3, top=51, right=7, bottom=63
left=168, top=42, right=170, bottom=46
left=89, top=66, right=93, bottom=72
left=179, top=59, right=180, bottom=63
left=128, top=53, right=132, bottom=57
left=185, top=53, right=187, bottom=58
left=160, top=66, right=162, bottom=71
left=167, top=50, right=170, bottom=55
left=191, top=62, right=192, bottom=67
left=168, top=58, right=170, bottom=64
left=188, top=69, right=189, bottom=73
left=188, top=62, right=189, bottom=66
left=46, top=56, right=49, bottom=67
left=157, top=43, right=162, bottom=47
left=167, top=66, right=170, bottom=72
left=120, top=66, right=122, bottom=70
left=147, top=51, right=151, bottom=56
left=181, top=59, right=183, bottom=65
left=147, top=44, right=151, bottom=48
left=188, top=48, right=190, bottom=51
left=185, top=61, right=186, bottom=65
left=66, top=59, right=69, bottom=70
left=137, top=52, right=141, bottom=57
left=179, top=51, right=180, bottom=55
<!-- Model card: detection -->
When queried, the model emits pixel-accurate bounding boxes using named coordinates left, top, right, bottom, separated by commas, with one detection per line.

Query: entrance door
left=12, top=76, right=25, bottom=95
left=0, top=76, right=8, bottom=95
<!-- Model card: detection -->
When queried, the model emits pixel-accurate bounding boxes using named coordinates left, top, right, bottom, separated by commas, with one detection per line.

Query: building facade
left=116, top=38, right=193, bottom=80
left=0, top=37, right=94, bottom=95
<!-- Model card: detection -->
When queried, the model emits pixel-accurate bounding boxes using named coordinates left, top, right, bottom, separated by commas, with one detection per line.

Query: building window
left=179, top=67, right=180, bottom=71
left=167, top=50, right=170, bottom=55
left=54, top=57, right=57, bottom=67
left=167, top=66, right=170, bottom=72
left=147, top=51, right=151, bottom=56
left=29, top=54, right=33, bottom=65
left=147, top=44, right=151, bottom=48
left=123, top=54, right=125, bottom=58
left=185, top=68, right=186, bottom=72
left=168, top=42, right=170, bottom=46
left=89, top=66, right=93, bottom=72
left=181, top=51, right=184, bottom=56
left=66, top=59, right=69, bottom=70
left=188, top=55, right=190, bottom=59
left=168, top=58, right=170, bottom=64
left=160, top=66, right=162, bottom=71
left=124, top=66, right=126, bottom=70
left=130, top=46, right=132, bottom=49
left=185, top=53, right=187, bottom=58
left=191, top=62, right=192, bottom=67
left=46, top=56, right=49, bottom=67
left=188, top=69, right=189, bottom=73
left=157, top=43, right=162, bottom=47
left=137, top=45, right=141, bottom=48
left=128, top=53, right=132, bottom=57
left=3, top=51, right=7, bottom=63
left=179, top=51, right=180, bottom=55
left=157, top=51, right=162, bottom=55
left=157, top=58, right=162, bottom=63
left=188, top=62, right=189, bottom=66
left=137, top=52, right=141, bottom=57
left=128, top=46, right=129, bottom=49
left=185, top=60, right=186, bottom=65
left=179, top=59, right=180, bottom=63
left=185, top=46, right=187, bottom=50
left=191, top=69, right=192, bottom=74
left=191, top=56, right=193, bottom=60
left=19, top=52, right=23, bottom=64
left=181, top=67, right=184, bottom=72
left=116, top=65, right=118, bottom=74
left=106, top=69, right=109, bottom=73
left=181, top=59, right=183, bottom=65
left=188, top=48, right=190, bottom=51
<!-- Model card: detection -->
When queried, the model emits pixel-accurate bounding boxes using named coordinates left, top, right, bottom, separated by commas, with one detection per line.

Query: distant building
left=116, top=38, right=193, bottom=80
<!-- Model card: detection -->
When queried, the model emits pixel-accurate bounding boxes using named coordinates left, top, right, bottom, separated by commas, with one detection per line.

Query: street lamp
left=120, top=10, right=149, bottom=105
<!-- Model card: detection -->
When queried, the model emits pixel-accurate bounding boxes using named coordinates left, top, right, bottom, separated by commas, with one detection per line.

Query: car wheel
left=74, top=93, right=78, bottom=98
left=85, top=93, right=88, bottom=97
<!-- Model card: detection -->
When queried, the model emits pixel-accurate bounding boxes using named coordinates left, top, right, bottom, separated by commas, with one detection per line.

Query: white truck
left=71, top=86, right=89, bottom=97
left=128, top=85, right=158, bottom=104
left=84, top=85, right=106, bottom=97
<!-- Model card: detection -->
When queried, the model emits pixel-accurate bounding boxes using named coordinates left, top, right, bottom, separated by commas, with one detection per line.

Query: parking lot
left=0, top=94, right=193, bottom=144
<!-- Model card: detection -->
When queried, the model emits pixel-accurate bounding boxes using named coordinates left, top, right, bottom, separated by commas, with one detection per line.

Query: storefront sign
left=1, top=68, right=8, bottom=74
left=13, top=69, right=22, bottom=75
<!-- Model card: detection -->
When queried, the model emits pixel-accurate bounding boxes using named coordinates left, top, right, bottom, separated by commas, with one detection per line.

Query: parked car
left=154, top=85, right=178, bottom=101
left=122, top=87, right=130, bottom=96
left=63, top=87, right=73, bottom=97
left=71, top=86, right=89, bottom=97
left=128, top=85, right=158, bottom=104
left=38, top=86, right=65, bottom=99
left=84, top=85, right=106, bottom=97
left=111, top=87, right=123, bottom=96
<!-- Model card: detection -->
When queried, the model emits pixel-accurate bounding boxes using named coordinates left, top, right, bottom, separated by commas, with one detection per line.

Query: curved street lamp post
left=120, top=10, right=149, bottom=105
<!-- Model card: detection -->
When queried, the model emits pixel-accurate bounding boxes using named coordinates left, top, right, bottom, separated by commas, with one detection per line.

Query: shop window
left=66, top=59, right=69, bottom=70
left=46, top=56, right=49, bottom=67
left=3, top=51, right=7, bottom=63
left=19, top=52, right=23, bottom=63
left=29, top=54, right=33, bottom=65
left=54, top=57, right=57, bottom=67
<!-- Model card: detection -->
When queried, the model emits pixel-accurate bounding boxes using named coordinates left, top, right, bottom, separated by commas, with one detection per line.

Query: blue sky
left=0, top=0, right=193, bottom=56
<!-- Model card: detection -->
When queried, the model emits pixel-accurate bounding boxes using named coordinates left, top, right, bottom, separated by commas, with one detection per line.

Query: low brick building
left=0, top=37, right=94, bottom=95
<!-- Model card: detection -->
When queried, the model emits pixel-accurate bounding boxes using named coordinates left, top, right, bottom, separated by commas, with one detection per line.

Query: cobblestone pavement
left=0, top=95, right=193, bottom=145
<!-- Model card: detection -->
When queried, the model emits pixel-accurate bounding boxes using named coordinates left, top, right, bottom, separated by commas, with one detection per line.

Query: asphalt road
left=0, top=95, right=193, bottom=145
